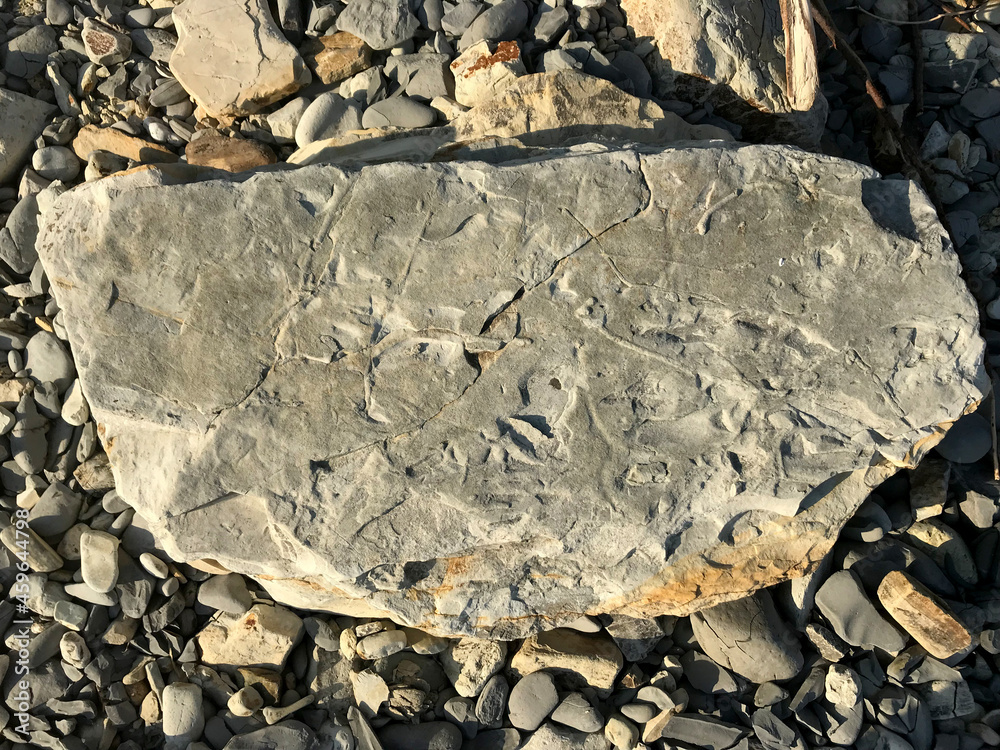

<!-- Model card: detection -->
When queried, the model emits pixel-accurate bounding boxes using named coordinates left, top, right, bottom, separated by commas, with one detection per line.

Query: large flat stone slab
left=37, top=144, right=985, bottom=637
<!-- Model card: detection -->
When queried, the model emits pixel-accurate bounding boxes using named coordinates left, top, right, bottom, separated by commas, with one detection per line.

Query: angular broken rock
left=170, top=0, right=311, bottom=117
left=619, top=0, right=827, bottom=148
left=0, top=89, right=57, bottom=185
left=877, top=570, right=973, bottom=660
left=38, top=143, right=985, bottom=637
left=196, top=603, right=304, bottom=671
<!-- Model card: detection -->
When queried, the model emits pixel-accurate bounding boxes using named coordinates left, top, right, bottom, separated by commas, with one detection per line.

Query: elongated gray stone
left=0, top=90, right=58, bottom=185
left=37, top=143, right=985, bottom=637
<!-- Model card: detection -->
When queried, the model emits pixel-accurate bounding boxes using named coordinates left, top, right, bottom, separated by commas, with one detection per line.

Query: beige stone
left=184, top=135, right=277, bottom=172
left=197, top=603, right=303, bottom=672
left=878, top=570, right=972, bottom=659
left=302, top=32, right=372, bottom=85
left=450, top=39, right=526, bottom=108
left=71, top=125, right=177, bottom=165
left=170, top=0, right=310, bottom=117
left=619, top=0, right=826, bottom=147
left=452, top=70, right=733, bottom=146
left=511, top=629, right=624, bottom=693
left=0, top=378, right=32, bottom=410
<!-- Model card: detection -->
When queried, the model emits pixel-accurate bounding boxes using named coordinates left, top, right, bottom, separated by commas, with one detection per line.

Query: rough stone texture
left=619, top=0, right=828, bottom=148
left=301, top=32, right=372, bottom=85
left=184, top=136, right=277, bottom=172
left=450, top=70, right=733, bottom=146
left=170, top=0, right=311, bottom=117
left=0, top=89, right=57, bottom=185
left=288, top=70, right=734, bottom=167
left=37, top=143, right=985, bottom=637
left=690, top=590, right=803, bottom=682
left=877, top=570, right=973, bottom=659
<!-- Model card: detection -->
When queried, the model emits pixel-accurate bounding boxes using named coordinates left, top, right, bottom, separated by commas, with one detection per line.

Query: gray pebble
left=459, top=0, right=528, bottom=49
left=475, top=674, right=509, bottom=729
left=27, top=480, right=81, bottom=537
left=336, top=0, right=420, bottom=50
left=508, top=671, right=559, bottom=732
left=934, top=412, right=992, bottom=463
left=162, top=682, right=205, bottom=746
left=197, top=573, right=253, bottom=614
left=295, top=93, right=364, bottom=147
left=361, top=97, right=437, bottom=129
left=962, top=87, right=1000, bottom=120
left=24, top=330, right=74, bottom=393
left=551, top=692, right=603, bottom=733
left=815, top=570, right=907, bottom=653
left=441, top=1, right=483, bottom=35
left=46, top=0, right=75, bottom=25
left=377, top=721, right=462, bottom=750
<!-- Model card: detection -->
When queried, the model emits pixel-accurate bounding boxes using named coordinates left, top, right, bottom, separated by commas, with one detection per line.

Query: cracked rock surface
left=36, top=141, right=985, bottom=637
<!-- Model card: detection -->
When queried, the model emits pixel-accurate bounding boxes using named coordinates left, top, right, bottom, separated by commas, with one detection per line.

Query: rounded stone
left=162, top=683, right=205, bottom=745
left=31, top=146, right=80, bottom=182
left=295, top=92, right=363, bottom=147
left=934, top=412, right=992, bottom=464
left=196, top=573, right=253, bottom=614
left=508, top=671, right=559, bottom=731
left=24, top=331, right=75, bottom=393
left=361, top=97, right=437, bottom=129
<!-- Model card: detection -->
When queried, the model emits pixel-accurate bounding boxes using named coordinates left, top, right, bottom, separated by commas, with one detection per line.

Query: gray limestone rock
left=36, top=143, right=986, bottom=637
left=815, top=570, right=908, bottom=654
left=2, top=26, right=59, bottom=79
left=0, top=91, right=58, bottom=186
left=690, top=589, right=804, bottom=683
left=618, top=0, right=827, bottom=148
left=337, top=0, right=420, bottom=50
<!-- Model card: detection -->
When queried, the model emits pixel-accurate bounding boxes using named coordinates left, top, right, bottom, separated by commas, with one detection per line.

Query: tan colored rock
left=619, top=0, right=826, bottom=147
left=170, top=0, right=311, bottom=117
left=878, top=570, right=972, bottom=659
left=197, top=603, right=304, bottom=671
left=71, top=125, right=178, bottom=165
left=511, top=629, right=623, bottom=693
left=452, top=70, right=733, bottom=146
left=184, top=135, right=277, bottom=172
left=0, top=378, right=32, bottom=410
left=450, top=39, right=526, bottom=108
left=903, top=519, right=978, bottom=587
left=301, top=32, right=371, bottom=85
left=74, top=452, right=115, bottom=492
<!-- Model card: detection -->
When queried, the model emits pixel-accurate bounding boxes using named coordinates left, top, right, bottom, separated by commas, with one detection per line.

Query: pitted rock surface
left=37, top=143, right=985, bottom=637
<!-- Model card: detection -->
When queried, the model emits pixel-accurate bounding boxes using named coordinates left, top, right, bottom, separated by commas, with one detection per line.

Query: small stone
left=443, top=696, right=479, bottom=738
left=378, top=721, right=462, bottom=750
left=3, top=26, right=59, bottom=79
left=31, top=147, right=80, bottom=183
left=602, top=615, right=665, bottom=662
left=80, top=529, right=121, bottom=593
left=754, top=683, right=789, bottom=708
left=877, top=570, right=973, bottom=659
left=904, top=518, right=978, bottom=587
left=266, top=98, right=311, bottom=143
left=197, top=573, right=253, bottom=614
left=52, top=599, right=88, bottom=631
left=805, top=623, right=850, bottom=662
left=60, top=379, right=90, bottom=425
left=825, top=664, right=862, bottom=707
left=475, top=674, right=509, bottom=729
left=909, top=456, right=949, bottom=521
left=27, top=481, right=81, bottom=538
left=441, top=638, right=507, bottom=698
left=47, top=0, right=74, bottom=25
left=815, top=570, right=907, bottom=653
left=962, top=87, right=1000, bottom=120
left=82, top=19, right=132, bottom=66
left=352, top=669, right=390, bottom=716
left=510, top=629, right=623, bottom=693
left=403, top=627, right=450, bottom=655
left=604, top=715, right=639, bottom=750
left=185, top=135, right=277, bottom=172
left=64, top=582, right=117, bottom=606
left=620, top=703, right=656, bottom=724
left=294, top=92, right=363, bottom=147
left=934, top=413, right=992, bottom=463
left=223, top=721, right=318, bottom=750
left=197, top=603, right=304, bottom=671
left=459, top=0, right=529, bottom=49
left=661, top=715, right=747, bottom=750
left=450, top=39, right=526, bottom=108
left=228, top=686, right=264, bottom=717
left=356, top=629, right=408, bottom=660
left=162, top=682, right=205, bottom=746
left=302, top=33, right=372, bottom=85
left=551, top=692, right=603, bottom=733
left=59, top=631, right=91, bottom=668
left=678, top=650, right=738, bottom=694
left=336, top=0, right=420, bottom=50
left=24, top=331, right=74, bottom=393
left=171, top=0, right=311, bottom=117
left=508, top=671, right=559, bottom=731
left=1, top=526, right=62, bottom=572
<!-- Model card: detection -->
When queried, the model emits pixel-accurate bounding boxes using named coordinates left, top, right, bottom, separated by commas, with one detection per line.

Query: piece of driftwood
left=780, top=0, right=820, bottom=110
